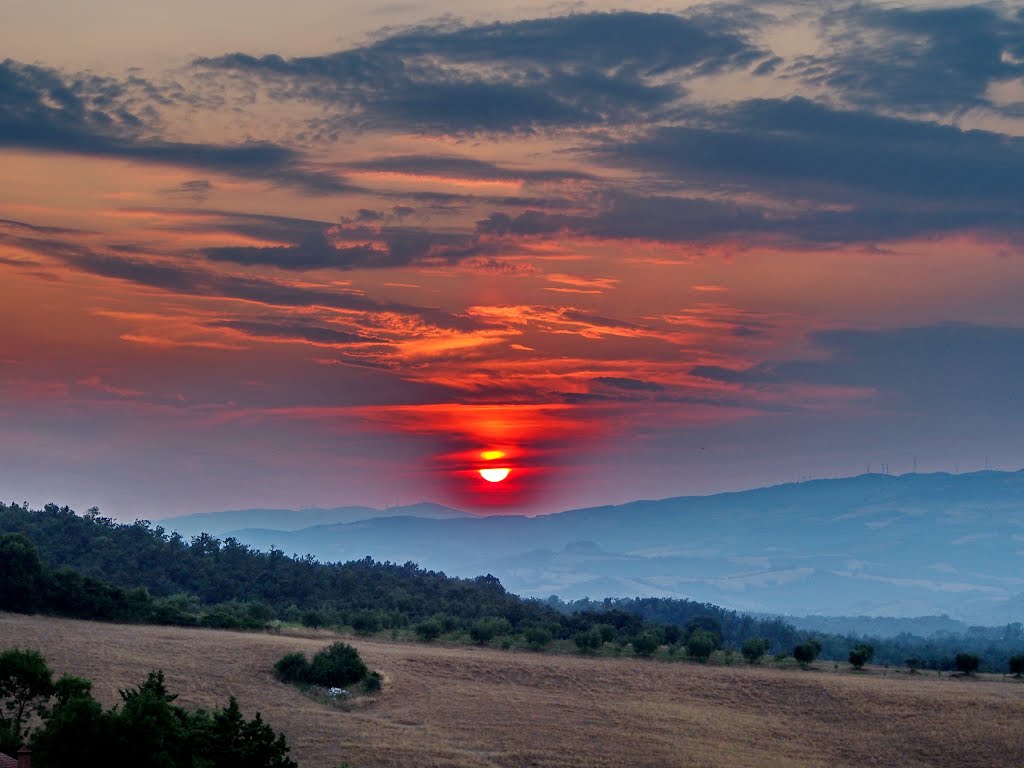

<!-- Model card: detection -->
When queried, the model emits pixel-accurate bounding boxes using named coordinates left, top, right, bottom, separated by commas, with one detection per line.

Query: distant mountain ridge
left=174, top=470, right=1024, bottom=624
left=162, top=501, right=470, bottom=540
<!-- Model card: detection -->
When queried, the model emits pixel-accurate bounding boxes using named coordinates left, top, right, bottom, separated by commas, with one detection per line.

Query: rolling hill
left=199, top=470, right=1024, bottom=623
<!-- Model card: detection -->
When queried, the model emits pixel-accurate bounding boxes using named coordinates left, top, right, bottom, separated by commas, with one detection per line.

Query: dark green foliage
left=275, top=643, right=370, bottom=691
left=905, top=656, right=921, bottom=673
left=741, top=637, right=768, bottom=665
left=415, top=620, right=442, bottom=642
left=273, top=653, right=310, bottom=684
left=574, top=627, right=603, bottom=653
left=1009, top=653, right=1024, bottom=677
left=631, top=632, right=660, bottom=658
left=794, top=639, right=822, bottom=668
left=301, top=611, right=325, bottom=630
left=0, top=647, right=54, bottom=748
left=30, top=667, right=296, bottom=768
left=524, top=626, right=553, bottom=651
left=308, top=643, right=369, bottom=688
left=350, top=611, right=380, bottom=635
left=848, top=643, right=874, bottom=670
left=954, top=652, right=980, bottom=675
left=685, top=629, right=718, bottom=662
left=0, top=534, right=45, bottom=613
left=469, top=617, right=511, bottom=646
left=362, top=672, right=382, bottom=694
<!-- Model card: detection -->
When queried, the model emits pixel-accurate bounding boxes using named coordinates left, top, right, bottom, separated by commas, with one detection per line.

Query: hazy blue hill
left=205, top=470, right=1024, bottom=623
left=161, top=502, right=470, bottom=540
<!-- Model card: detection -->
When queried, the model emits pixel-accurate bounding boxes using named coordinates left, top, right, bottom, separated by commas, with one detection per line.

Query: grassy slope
left=3, top=613, right=1022, bottom=768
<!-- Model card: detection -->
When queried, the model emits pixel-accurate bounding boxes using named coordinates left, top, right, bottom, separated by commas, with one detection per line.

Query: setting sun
left=479, top=467, right=511, bottom=483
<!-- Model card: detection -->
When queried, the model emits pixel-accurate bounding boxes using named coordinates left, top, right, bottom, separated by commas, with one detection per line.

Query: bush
left=308, top=643, right=369, bottom=688
left=362, top=671, right=382, bottom=693
left=742, top=637, right=768, bottom=665
left=954, top=653, right=980, bottom=675
left=273, top=652, right=310, bottom=684
left=905, top=656, right=921, bottom=674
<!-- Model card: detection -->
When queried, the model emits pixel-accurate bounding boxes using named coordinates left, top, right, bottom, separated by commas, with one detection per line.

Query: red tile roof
left=0, top=752, right=18, bottom=768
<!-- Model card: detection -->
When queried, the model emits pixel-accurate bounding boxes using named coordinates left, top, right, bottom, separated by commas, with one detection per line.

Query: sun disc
left=478, top=467, right=511, bottom=483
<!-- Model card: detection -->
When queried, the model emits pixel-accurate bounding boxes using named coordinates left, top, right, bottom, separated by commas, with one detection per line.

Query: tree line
left=2, top=501, right=1022, bottom=671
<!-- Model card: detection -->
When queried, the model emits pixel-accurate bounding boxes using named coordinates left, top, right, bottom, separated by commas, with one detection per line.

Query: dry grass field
left=2, top=613, right=1023, bottom=768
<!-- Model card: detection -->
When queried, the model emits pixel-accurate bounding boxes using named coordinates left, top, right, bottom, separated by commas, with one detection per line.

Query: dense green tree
left=307, top=643, right=369, bottom=688
left=469, top=618, right=510, bottom=646
left=1009, top=653, right=1024, bottom=677
left=574, top=627, right=603, bottom=654
left=905, top=656, right=921, bottom=674
left=954, top=653, right=980, bottom=675
left=686, top=630, right=718, bottom=663
left=848, top=643, right=875, bottom=670
left=524, top=626, right=553, bottom=651
left=31, top=667, right=296, bottom=768
left=0, top=647, right=54, bottom=750
left=794, top=640, right=822, bottom=668
left=273, top=653, right=311, bottom=685
left=301, top=610, right=325, bottom=630
left=0, top=534, right=45, bottom=613
left=631, top=632, right=660, bottom=658
left=741, top=637, right=768, bottom=665
left=415, top=620, right=442, bottom=642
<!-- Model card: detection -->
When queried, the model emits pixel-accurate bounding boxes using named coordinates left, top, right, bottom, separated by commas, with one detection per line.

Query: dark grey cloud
left=592, top=98, right=1024, bottom=241
left=805, top=4, right=1024, bottom=114
left=692, top=324, right=1024, bottom=416
left=0, top=59, right=352, bottom=195
left=195, top=11, right=761, bottom=133
left=591, top=377, right=664, bottom=392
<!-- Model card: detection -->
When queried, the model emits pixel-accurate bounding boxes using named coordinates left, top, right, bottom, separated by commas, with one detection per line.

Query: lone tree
left=905, top=656, right=921, bottom=674
left=793, top=639, right=822, bottom=669
left=848, top=643, right=874, bottom=670
left=686, top=629, right=718, bottom=663
left=741, top=637, right=769, bottom=665
left=1009, top=653, right=1024, bottom=678
left=954, top=652, right=980, bottom=676
left=415, top=619, right=442, bottom=642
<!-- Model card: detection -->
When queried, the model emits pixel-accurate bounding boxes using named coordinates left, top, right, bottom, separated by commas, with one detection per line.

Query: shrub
left=741, top=637, right=768, bottom=665
left=273, top=652, right=310, bottom=684
left=362, top=672, right=382, bottom=693
left=905, top=656, right=921, bottom=674
left=308, top=643, right=369, bottom=688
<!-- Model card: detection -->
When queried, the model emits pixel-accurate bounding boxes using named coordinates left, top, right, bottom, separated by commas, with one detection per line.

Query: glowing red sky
left=2, top=2, right=1024, bottom=518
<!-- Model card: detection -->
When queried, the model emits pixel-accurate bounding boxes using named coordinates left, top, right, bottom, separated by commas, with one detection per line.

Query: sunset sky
left=2, top=1, right=1023, bottom=519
